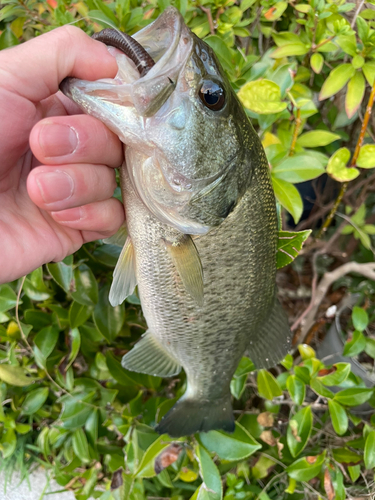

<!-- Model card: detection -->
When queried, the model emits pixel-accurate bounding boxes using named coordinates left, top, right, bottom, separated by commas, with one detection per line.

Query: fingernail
left=52, top=207, right=83, bottom=222
left=35, top=170, right=74, bottom=204
left=39, top=123, right=78, bottom=157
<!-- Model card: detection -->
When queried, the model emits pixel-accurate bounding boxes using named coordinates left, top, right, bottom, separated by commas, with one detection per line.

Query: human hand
left=0, top=26, right=125, bottom=285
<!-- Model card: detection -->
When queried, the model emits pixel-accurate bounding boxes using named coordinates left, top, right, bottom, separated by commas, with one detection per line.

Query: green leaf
left=195, top=444, right=222, bottom=500
left=336, top=35, right=357, bottom=56
left=310, top=378, right=335, bottom=398
left=363, top=61, right=375, bottom=86
left=257, top=370, right=282, bottom=400
left=276, top=230, right=311, bottom=269
left=93, top=285, right=125, bottom=342
left=319, top=64, right=355, bottom=100
left=0, top=428, right=17, bottom=459
left=72, top=428, right=90, bottom=463
left=286, top=451, right=326, bottom=481
left=199, top=422, right=261, bottom=461
left=106, top=351, right=156, bottom=389
left=33, top=325, right=59, bottom=368
left=327, top=147, right=359, bottom=182
left=71, top=265, right=99, bottom=306
left=364, top=430, right=375, bottom=469
left=328, top=400, right=348, bottom=435
left=334, top=388, right=373, bottom=406
left=271, top=43, right=309, bottom=59
left=352, top=306, right=368, bottom=331
left=238, top=80, right=287, bottom=115
left=0, top=26, right=19, bottom=49
left=0, top=365, right=36, bottom=387
left=343, top=330, right=366, bottom=356
left=357, top=145, right=375, bottom=169
left=310, top=53, right=324, bottom=74
left=69, top=301, right=92, bottom=329
left=47, top=261, right=73, bottom=293
left=272, top=178, right=303, bottom=224
left=287, top=375, right=306, bottom=405
left=332, top=447, right=362, bottom=464
left=136, top=435, right=182, bottom=478
left=0, top=284, right=18, bottom=313
left=317, top=362, right=351, bottom=386
left=204, top=35, right=233, bottom=72
left=262, top=1, right=287, bottom=21
left=287, top=406, right=312, bottom=457
left=66, top=328, right=81, bottom=371
left=22, top=387, right=49, bottom=415
left=230, top=357, right=255, bottom=399
left=272, top=155, right=325, bottom=183
left=365, top=338, right=375, bottom=358
left=348, top=464, right=361, bottom=482
left=346, top=71, right=365, bottom=119
left=297, top=131, right=341, bottom=147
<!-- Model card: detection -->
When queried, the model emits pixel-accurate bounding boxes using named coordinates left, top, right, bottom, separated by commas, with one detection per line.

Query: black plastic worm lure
left=92, top=29, right=155, bottom=77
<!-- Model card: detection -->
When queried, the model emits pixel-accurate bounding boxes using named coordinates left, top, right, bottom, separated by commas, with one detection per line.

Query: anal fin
left=164, top=235, right=204, bottom=306
left=109, top=236, right=137, bottom=307
left=122, top=331, right=181, bottom=377
left=248, top=293, right=291, bottom=369
left=103, top=223, right=128, bottom=247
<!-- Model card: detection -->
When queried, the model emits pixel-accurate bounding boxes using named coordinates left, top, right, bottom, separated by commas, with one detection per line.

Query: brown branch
left=317, top=79, right=375, bottom=238
left=292, top=262, right=375, bottom=341
left=200, top=6, right=215, bottom=35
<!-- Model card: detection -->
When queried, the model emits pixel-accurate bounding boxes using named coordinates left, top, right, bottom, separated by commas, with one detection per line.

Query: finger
left=50, top=198, right=125, bottom=235
left=27, top=163, right=117, bottom=212
left=30, top=115, right=123, bottom=168
left=1, top=25, right=118, bottom=102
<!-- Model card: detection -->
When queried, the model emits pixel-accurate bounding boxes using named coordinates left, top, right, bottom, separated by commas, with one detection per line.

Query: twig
left=318, top=79, right=375, bottom=238
left=289, top=108, right=302, bottom=156
left=351, top=0, right=365, bottom=28
left=293, top=262, right=375, bottom=341
left=200, top=6, right=215, bottom=35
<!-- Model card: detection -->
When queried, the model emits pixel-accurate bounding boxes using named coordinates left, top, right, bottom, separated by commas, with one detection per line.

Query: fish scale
left=60, top=6, right=291, bottom=437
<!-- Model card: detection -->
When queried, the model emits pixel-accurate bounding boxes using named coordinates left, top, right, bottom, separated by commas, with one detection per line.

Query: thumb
left=0, top=25, right=118, bottom=102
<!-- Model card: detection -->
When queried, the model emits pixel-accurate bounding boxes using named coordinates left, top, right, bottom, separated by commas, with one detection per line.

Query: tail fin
left=155, top=394, right=234, bottom=438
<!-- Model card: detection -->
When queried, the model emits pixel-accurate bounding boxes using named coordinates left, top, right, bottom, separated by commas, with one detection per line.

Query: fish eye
left=199, top=81, right=225, bottom=111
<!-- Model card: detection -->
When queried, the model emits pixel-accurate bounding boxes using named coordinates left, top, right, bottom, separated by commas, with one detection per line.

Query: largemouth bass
left=61, top=7, right=291, bottom=438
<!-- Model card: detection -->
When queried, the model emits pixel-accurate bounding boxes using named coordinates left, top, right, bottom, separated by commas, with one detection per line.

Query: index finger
left=0, top=25, right=118, bottom=102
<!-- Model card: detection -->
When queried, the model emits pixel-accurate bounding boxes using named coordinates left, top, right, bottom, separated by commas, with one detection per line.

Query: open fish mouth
left=61, top=8, right=191, bottom=118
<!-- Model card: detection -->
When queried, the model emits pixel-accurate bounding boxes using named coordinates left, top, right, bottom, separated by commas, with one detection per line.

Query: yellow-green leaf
left=238, top=80, right=287, bottom=115
left=364, top=430, right=375, bottom=469
left=357, top=144, right=375, bottom=169
left=319, top=64, right=355, bottom=100
left=327, top=148, right=359, bottom=182
left=297, top=131, right=341, bottom=147
left=0, top=364, right=36, bottom=387
left=257, top=370, right=282, bottom=400
left=310, top=53, right=324, bottom=74
left=277, top=230, right=311, bottom=269
left=363, top=61, right=375, bottom=86
left=346, top=71, right=365, bottom=119
left=272, top=178, right=303, bottom=224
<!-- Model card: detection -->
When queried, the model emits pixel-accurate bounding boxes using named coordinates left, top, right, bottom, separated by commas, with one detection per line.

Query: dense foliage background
left=1, top=0, right=375, bottom=499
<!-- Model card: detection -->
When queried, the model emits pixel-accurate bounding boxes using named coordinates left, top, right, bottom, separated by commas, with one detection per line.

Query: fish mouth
left=60, top=7, right=191, bottom=118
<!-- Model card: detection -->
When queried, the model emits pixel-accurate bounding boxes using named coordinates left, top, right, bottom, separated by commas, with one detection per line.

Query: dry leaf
left=154, top=443, right=183, bottom=474
left=257, top=412, right=274, bottom=427
left=324, top=468, right=335, bottom=500
left=260, top=430, right=277, bottom=446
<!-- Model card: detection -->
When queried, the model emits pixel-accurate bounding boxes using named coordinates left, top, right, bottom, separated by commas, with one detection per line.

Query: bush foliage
left=1, top=0, right=375, bottom=499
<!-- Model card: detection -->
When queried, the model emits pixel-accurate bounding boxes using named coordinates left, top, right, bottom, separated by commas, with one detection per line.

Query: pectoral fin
left=248, top=293, right=291, bottom=368
left=122, top=331, right=181, bottom=377
left=109, top=236, right=137, bottom=307
left=103, top=223, right=128, bottom=247
left=164, top=235, right=204, bottom=306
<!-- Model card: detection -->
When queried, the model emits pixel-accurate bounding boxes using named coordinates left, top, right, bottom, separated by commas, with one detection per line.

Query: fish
left=60, top=6, right=291, bottom=438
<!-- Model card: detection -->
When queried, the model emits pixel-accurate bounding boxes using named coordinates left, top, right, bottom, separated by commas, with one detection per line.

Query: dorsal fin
left=164, top=235, right=204, bottom=306
left=109, top=236, right=137, bottom=306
